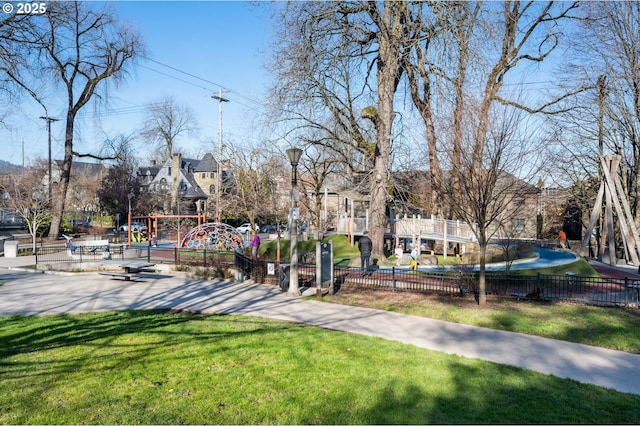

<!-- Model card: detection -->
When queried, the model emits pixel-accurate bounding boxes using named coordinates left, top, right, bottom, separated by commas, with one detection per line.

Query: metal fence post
left=392, top=267, right=396, bottom=291
left=625, top=277, right=628, bottom=308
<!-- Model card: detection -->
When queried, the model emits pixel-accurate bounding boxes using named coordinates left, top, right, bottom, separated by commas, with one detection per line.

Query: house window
left=211, top=172, right=215, bottom=178
left=209, top=184, right=215, bottom=195
left=202, top=173, right=206, bottom=178
left=512, top=218, right=525, bottom=232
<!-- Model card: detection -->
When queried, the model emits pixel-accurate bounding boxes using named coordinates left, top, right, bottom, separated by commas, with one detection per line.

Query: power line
left=141, top=55, right=267, bottom=109
left=137, top=63, right=213, bottom=91
left=76, top=56, right=267, bottom=122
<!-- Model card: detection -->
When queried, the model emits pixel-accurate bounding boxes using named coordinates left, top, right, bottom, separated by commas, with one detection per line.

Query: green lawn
left=1, top=310, right=639, bottom=424
left=324, top=288, right=640, bottom=353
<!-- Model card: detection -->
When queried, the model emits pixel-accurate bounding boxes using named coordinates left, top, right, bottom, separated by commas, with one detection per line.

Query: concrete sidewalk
left=0, top=258, right=639, bottom=396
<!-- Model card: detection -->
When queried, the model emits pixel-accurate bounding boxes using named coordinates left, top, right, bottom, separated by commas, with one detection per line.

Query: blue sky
left=2, top=1, right=274, bottom=165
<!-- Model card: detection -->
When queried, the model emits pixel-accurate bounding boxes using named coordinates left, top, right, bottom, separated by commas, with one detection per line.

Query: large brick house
left=136, top=153, right=212, bottom=215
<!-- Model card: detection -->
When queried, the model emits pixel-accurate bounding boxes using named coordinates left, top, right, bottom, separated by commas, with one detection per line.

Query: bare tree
left=140, top=95, right=199, bottom=162
left=297, top=144, right=342, bottom=235
left=0, top=12, right=34, bottom=128
left=402, top=1, right=579, bottom=304
left=223, top=143, right=273, bottom=230
left=0, top=166, right=50, bottom=253
left=0, top=2, right=144, bottom=238
left=97, top=134, right=141, bottom=220
left=557, top=2, right=640, bottom=226
left=445, top=108, right=543, bottom=304
left=268, top=1, right=411, bottom=260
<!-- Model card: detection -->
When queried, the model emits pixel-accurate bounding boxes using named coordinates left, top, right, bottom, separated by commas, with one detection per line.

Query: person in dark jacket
left=358, top=231, right=373, bottom=271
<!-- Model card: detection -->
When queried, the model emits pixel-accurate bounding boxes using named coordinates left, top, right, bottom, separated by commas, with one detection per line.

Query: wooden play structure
left=580, top=155, right=640, bottom=266
left=127, top=213, right=207, bottom=246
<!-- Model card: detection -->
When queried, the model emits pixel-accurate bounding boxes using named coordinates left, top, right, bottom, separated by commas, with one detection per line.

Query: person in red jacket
left=559, top=230, right=567, bottom=248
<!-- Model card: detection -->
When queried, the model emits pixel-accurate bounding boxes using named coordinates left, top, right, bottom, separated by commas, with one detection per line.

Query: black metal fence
left=34, top=244, right=640, bottom=308
left=331, top=266, right=640, bottom=308
left=35, top=243, right=126, bottom=263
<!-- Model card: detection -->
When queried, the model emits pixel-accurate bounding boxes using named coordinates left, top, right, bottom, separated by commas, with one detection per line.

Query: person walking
left=410, top=244, right=419, bottom=271
left=358, top=231, right=373, bottom=271
left=395, top=244, right=404, bottom=267
left=559, top=230, right=567, bottom=248
left=251, top=231, right=261, bottom=258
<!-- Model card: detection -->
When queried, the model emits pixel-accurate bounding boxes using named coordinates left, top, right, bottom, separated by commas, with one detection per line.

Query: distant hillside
left=0, top=160, right=23, bottom=175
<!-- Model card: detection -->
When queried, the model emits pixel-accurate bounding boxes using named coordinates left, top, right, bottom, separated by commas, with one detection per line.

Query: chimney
left=171, top=153, right=182, bottom=212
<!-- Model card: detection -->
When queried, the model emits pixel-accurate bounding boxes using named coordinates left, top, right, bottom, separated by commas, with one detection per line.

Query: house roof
left=182, top=172, right=208, bottom=199
left=194, top=152, right=218, bottom=172
left=137, top=165, right=161, bottom=177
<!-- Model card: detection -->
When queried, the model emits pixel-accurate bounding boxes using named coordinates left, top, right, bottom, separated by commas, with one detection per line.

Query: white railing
left=395, top=217, right=476, bottom=243
left=334, top=214, right=476, bottom=243
left=336, top=216, right=368, bottom=235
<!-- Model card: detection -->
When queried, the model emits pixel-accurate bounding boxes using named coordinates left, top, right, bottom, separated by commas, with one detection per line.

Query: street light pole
left=127, top=192, right=133, bottom=247
left=286, top=147, right=303, bottom=297
left=211, top=89, right=229, bottom=223
left=39, top=116, right=59, bottom=206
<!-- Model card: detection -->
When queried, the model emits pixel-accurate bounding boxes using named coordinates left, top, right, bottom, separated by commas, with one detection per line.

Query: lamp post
left=127, top=192, right=133, bottom=247
left=286, top=147, right=303, bottom=297
left=212, top=89, right=229, bottom=223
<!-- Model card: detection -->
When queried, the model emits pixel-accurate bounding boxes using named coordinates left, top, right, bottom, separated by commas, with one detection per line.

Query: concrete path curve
left=0, top=261, right=639, bottom=396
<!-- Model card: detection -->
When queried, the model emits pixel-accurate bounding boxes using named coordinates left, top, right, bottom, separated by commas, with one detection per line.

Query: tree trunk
left=49, top=114, right=74, bottom=238
left=477, top=236, right=487, bottom=305
left=368, top=1, right=404, bottom=260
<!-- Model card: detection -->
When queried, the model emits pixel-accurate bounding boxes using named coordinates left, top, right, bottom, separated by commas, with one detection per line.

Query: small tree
left=223, top=143, right=272, bottom=229
left=444, top=108, right=542, bottom=305
left=1, top=167, right=50, bottom=253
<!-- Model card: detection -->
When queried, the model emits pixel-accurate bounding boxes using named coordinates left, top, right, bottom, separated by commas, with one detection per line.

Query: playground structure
left=180, top=222, right=245, bottom=250
left=581, top=155, right=640, bottom=266
left=126, top=213, right=244, bottom=251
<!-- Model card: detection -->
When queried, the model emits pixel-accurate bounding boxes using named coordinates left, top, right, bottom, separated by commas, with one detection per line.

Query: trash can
left=4, top=240, right=18, bottom=258
left=279, top=264, right=290, bottom=292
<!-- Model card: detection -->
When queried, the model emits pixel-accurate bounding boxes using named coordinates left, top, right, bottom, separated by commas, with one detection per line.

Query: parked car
left=261, top=225, right=277, bottom=233
left=236, top=223, right=259, bottom=234
left=261, top=224, right=288, bottom=236
left=119, top=222, right=148, bottom=232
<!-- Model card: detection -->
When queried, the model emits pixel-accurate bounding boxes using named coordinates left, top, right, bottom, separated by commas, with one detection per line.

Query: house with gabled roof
left=137, top=153, right=212, bottom=214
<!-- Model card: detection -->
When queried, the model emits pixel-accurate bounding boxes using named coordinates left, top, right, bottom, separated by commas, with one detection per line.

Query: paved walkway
left=0, top=255, right=640, bottom=396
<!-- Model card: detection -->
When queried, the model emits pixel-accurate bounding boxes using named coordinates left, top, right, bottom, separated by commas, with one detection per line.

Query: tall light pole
left=39, top=116, right=59, bottom=206
left=127, top=192, right=133, bottom=247
left=286, top=147, right=303, bottom=297
left=211, top=89, right=229, bottom=223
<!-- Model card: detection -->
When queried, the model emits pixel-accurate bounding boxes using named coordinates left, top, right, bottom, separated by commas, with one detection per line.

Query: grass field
left=1, top=310, right=640, bottom=424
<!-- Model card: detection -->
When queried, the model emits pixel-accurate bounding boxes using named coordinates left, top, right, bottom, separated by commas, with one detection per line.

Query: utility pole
left=39, top=116, right=60, bottom=206
left=211, top=89, right=229, bottom=223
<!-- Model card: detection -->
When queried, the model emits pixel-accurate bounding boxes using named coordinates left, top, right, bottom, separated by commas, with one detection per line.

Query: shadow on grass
left=0, top=310, right=199, bottom=359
